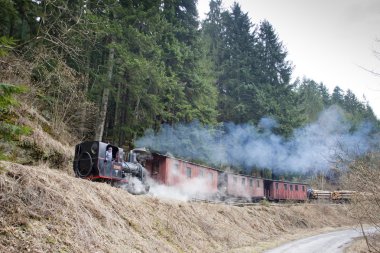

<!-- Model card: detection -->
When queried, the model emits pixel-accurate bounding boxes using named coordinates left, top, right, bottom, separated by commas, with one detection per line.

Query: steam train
left=73, top=141, right=309, bottom=201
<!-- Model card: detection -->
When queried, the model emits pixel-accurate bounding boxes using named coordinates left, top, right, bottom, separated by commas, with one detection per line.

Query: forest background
left=1, top=0, right=379, bottom=178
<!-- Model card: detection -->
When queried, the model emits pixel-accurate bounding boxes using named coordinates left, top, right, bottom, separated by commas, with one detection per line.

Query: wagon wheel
left=75, top=152, right=93, bottom=178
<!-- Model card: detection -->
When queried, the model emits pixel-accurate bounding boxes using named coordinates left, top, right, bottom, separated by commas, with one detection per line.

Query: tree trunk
left=119, top=91, right=128, bottom=146
left=113, top=82, right=122, bottom=145
left=95, top=44, right=114, bottom=141
left=79, top=50, right=91, bottom=138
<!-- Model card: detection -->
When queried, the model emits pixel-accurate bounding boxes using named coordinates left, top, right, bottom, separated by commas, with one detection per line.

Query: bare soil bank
left=0, top=161, right=356, bottom=253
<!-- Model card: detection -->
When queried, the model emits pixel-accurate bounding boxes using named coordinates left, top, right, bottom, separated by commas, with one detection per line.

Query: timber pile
left=331, top=191, right=356, bottom=201
left=310, top=190, right=331, bottom=200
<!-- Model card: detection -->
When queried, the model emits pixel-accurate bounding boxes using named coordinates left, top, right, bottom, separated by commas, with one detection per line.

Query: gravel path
left=264, top=228, right=373, bottom=253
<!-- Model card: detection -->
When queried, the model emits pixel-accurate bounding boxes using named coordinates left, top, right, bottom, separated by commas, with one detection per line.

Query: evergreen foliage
left=0, top=36, right=16, bottom=57
left=0, top=83, right=30, bottom=142
left=202, top=3, right=305, bottom=136
left=296, top=80, right=379, bottom=129
left=0, top=0, right=378, bottom=157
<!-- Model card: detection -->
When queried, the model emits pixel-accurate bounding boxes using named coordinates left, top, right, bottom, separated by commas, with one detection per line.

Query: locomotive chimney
left=129, top=151, right=137, bottom=163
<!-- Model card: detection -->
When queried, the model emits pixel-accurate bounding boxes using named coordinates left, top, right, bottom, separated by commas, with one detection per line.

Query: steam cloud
left=135, top=106, right=379, bottom=174
left=146, top=177, right=215, bottom=202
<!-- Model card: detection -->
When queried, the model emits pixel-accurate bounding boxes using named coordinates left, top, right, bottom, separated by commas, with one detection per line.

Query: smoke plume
left=135, top=106, right=379, bottom=174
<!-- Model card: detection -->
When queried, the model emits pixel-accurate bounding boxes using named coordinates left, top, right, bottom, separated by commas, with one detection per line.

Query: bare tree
left=343, top=153, right=380, bottom=252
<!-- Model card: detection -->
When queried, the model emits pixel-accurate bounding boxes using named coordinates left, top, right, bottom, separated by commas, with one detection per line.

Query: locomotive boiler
left=73, top=141, right=149, bottom=194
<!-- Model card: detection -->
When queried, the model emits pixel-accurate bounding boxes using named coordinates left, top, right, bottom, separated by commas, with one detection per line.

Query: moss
left=45, top=236, right=56, bottom=244
left=30, top=146, right=45, bottom=161
left=17, top=138, right=69, bottom=169
left=260, top=199, right=270, bottom=207
left=41, top=122, right=53, bottom=136
left=47, top=151, right=67, bottom=169
left=0, top=152, right=9, bottom=161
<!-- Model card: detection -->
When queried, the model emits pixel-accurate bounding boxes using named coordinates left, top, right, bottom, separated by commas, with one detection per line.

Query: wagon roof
left=151, top=152, right=223, bottom=171
left=151, top=152, right=263, bottom=179
left=265, top=179, right=309, bottom=185
left=223, top=171, right=263, bottom=179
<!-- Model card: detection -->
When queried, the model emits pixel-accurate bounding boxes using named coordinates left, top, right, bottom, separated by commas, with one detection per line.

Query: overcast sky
left=197, top=0, right=380, bottom=118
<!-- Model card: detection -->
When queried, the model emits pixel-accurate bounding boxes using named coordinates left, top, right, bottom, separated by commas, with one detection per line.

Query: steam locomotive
left=73, top=141, right=150, bottom=194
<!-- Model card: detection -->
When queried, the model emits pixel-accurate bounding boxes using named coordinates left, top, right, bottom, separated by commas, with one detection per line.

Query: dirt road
left=264, top=228, right=368, bottom=253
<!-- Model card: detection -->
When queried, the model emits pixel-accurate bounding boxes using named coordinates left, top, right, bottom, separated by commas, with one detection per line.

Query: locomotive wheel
left=76, top=152, right=93, bottom=178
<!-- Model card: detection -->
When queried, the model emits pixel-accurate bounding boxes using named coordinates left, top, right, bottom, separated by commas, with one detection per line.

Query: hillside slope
left=0, top=161, right=355, bottom=253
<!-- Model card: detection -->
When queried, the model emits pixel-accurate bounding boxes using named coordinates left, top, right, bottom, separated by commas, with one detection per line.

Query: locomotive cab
left=73, top=141, right=122, bottom=178
left=73, top=141, right=149, bottom=194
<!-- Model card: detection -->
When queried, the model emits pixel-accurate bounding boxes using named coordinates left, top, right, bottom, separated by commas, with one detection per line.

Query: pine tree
left=297, top=78, right=325, bottom=122
left=216, top=3, right=258, bottom=123
left=318, top=83, right=331, bottom=106
left=202, top=0, right=223, bottom=65
left=83, top=0, right=218, bottom=146
left=256, top=20, right=292, bottom=86
left=331, top=86, right=344, bottom=105
left=254, top=20, right=302, bottom=135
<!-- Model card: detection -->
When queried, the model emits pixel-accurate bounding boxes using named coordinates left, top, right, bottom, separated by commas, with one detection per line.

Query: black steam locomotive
left=73, top=141, right=150, bottom=194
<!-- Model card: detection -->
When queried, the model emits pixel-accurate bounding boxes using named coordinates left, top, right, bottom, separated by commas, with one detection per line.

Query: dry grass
left=17, top=106, right=74, bottom=171
left=345, top=234, right=380, bottom=253
left=0, top=161, right=357, bottom=253
left=345, top=238, right=369, bottom=253
left=0, top=52, right=93, bottom=168
left=0, top=90, right=74, bottom=172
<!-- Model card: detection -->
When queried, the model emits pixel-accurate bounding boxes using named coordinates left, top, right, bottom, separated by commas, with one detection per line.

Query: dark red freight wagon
left=264, top=180, right=308, bottom=202
left=145, top=153, right=219, bottom=196
left=218, top=173, right=265, bottom=201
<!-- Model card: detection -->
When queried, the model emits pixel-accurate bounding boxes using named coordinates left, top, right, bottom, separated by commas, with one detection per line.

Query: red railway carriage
left=264, top=180, right=308, bottom=201
left=219, top=173, right=265, bottom=201
left=145, top=153, right=219, bottom=196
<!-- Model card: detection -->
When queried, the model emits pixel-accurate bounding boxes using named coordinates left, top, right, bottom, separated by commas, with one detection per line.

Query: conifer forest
left=1, top=0, right=379, bottom=158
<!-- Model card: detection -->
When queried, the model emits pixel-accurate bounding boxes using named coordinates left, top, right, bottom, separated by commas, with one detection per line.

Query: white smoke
left=146, top=162, right=216, bottom=201
left=136, top=106, right=379, bottom=174
left=146, top=177, right=214, bottom=202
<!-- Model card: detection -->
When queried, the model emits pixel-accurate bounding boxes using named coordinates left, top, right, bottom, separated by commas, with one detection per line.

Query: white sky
left=197, top=0, right=380, bottom=118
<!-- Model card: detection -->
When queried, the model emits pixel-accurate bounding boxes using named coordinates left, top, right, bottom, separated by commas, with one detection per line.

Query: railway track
left=189, top=198, right=344, bottom=207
